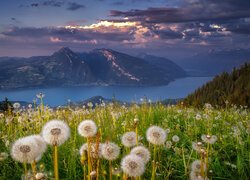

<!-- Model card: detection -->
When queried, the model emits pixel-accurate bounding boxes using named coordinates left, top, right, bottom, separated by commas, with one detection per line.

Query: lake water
left=0, top=77, right=213, bottom=106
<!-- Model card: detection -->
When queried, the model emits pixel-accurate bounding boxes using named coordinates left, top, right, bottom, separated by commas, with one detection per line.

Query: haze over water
left=0, top=77, right=212, bottom=106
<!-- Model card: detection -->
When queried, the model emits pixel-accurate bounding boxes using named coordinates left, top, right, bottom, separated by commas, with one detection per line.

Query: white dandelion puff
left=13, top=102, right=21, bottom=109
left=165, top=141, right=172, bottom=149
left=121, top=154, right=145, bottom=177
left=130, top=146, right=150, bottom=163
left=102, top=142, right=120, bottom=160
left=191, top=160, right=207, bottom=173
left=121, top=132, right=137, bottom=147
left=11, top=136, right=40, bottom=163
left=146, top=126, right=166, bottom=145
left=42, top=120, right=70, bottom=146
left=192, top=142, right=203, bottom=152
left=80, top=143, right=103, bottom=159
left=201, top=135, right=217, bottom=144
left=172, top=135, right=180, bottom=143
left=189, top=171, right=209, bottom=180
left=78, top=120, right=97, bottom=138
left=36, top=93, right=45, bottom=99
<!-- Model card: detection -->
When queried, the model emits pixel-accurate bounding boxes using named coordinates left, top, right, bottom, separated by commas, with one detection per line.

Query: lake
left=0, top=77, right=213, bottom=106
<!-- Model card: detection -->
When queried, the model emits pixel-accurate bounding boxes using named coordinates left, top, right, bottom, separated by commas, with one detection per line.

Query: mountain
left=0, top=47, right=186, bottom=89
left=80, top=49, right=185, bottom=86
left=175, top=49, right=250, bottom=76
left=183, top=63, right=250, bottom=107
left=0, top=47, right=95, bottom=89
left=139, top=54, right=186, bottom=79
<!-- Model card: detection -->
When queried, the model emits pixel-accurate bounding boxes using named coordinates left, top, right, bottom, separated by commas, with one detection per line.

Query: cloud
left=110, top=0, right=250, bottom=23
left=24, top=0, right=85, bottom=11
left=67, top=2, right=85, bottom=11
left=42, top=0, right=64, bottom=7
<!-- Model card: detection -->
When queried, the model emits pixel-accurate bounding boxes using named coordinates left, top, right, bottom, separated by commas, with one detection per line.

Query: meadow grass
left=0, top=100, right=249, bottom=179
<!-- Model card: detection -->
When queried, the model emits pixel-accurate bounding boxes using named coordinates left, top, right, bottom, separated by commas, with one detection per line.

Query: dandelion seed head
left=80, top=143, right=103, bottom=159
left=121, top=154, right=145, bottom=177
left=31, top=135, right=47, bottom=156
left=172, top=135, right=180, bottom=142
left=42, top=120, right=70, bottom=146
left=165, top=141, right=172, bottom=149
left=121, top=132, right=137, bottom=147
left=78, top=120, right=97, bottom=138
left=146, top=126, right=166, bottom=145
left=13, top=102, right=21, bottom=109
left=102, top=142, right=120, bottom=160
left=11, top=136, right=39, bottom=163
left=191, top=160, right=206, bottom=173
left=201, top=134, right=217, bottom=144
left=130, top=146, right=150, bottom=163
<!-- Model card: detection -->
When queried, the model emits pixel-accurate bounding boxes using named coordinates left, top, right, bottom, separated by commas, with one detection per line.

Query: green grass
left=0, top=101, right=249, bottom=179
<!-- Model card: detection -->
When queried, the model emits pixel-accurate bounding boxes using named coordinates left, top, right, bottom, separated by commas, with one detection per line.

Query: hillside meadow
left=0, top=98, right=249, bottom=180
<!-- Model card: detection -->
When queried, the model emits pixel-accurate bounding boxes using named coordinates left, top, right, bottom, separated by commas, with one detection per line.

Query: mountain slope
left=139, top=54, right=186, bottom=79
left=0, top=47, right=186, bottom=89
left=183, top=63, right=250, bottom=107
left=0, top=47, right=96, bottom=89
left=81, top=49, right=179, bottom=85
left=176, top=49, right=250, bottom=76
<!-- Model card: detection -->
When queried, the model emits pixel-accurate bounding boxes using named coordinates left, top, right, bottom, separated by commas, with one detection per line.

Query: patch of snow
left=101, top=50, right=140, bottom=81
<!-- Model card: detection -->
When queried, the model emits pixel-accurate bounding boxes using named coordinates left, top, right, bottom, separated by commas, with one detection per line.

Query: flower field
left=0, top=98, right=249, bottom=180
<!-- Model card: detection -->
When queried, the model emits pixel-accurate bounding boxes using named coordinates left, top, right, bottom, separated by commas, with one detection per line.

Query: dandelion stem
left=151, top=144, right=157, bottom=180
left=109, top=160, right=112, bottom=180
left=87, top=138, right=91, bottom=180
left=23, top=162, right=27, bottom=178
left=136, top=125, right=139, bottom=146
left=53, top=145, right=59, bottom=180
left=31, top=161, right=37, bottom=176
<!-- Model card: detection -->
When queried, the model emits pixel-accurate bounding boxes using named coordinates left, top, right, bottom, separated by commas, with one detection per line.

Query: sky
left=0, top=0, right=250, bottom=59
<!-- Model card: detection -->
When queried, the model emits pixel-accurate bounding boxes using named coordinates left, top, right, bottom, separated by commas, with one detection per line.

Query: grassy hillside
left=184, top=63, right=250, bottom=108
left=0, top=99, right=249, bottom=179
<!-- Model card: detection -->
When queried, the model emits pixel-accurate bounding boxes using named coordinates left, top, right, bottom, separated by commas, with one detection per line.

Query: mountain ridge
left=0, top=47, right=186, bottom=89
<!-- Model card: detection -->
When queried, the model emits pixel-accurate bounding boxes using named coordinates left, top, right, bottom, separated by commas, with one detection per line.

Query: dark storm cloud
left=110, top=0, right=250, bottom=23
left=67, top=2, right=85, bottom=11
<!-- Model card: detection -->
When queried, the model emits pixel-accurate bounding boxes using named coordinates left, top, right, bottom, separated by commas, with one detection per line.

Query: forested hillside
left=183, top=63, right=250, bottom=107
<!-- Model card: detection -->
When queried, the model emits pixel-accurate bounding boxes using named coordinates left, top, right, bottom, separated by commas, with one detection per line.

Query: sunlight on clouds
left=64, top=20, right=137, bottom=30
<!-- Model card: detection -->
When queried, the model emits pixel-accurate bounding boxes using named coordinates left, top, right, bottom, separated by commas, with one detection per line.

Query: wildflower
left=11, top=136, right=40, bottom=163
left=28, top=104, right=33, bottom=109
left=0, top=152, right=8, bottom=161
left=130, top=146, right=150, bottom=163
left=201, top=135, right=218, bottom=144
left=191, top=160, right=206, bottom=173
left=165, top=141, right=172, bottom=149
left=90, top=170, right=97, bottom=178
left=172, top=135, right=180, bottom=142
left=192, top=142, right=203, bottom=152
left=146, top=126, right=166, bottom=145
left=0, top=113, right=4, bottom=118
left=80, top=143, right=103, bottom=159
left=42, top=120, right=70, bottom=146
left=121, top=154, right=145, bottom=177
left=195, top=113, right=202, bottom=120
left=32, top=135, right=47, bottom=160
left=121, top=132, right=137, bottom=147
left=78, top=120, right=97, bottom=138
left=13, top=102, right=21, bottom=109
left=112, top=167, right=122, bottom=176
left=165, top=128, right=170, bottom=133
left=102, top=142, right=120, bottom=161
left=189, top=171, right=209, bottom=180
left=35, top=172, right=46, bottom=180
left=36, top=93, right=45, bottom=99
